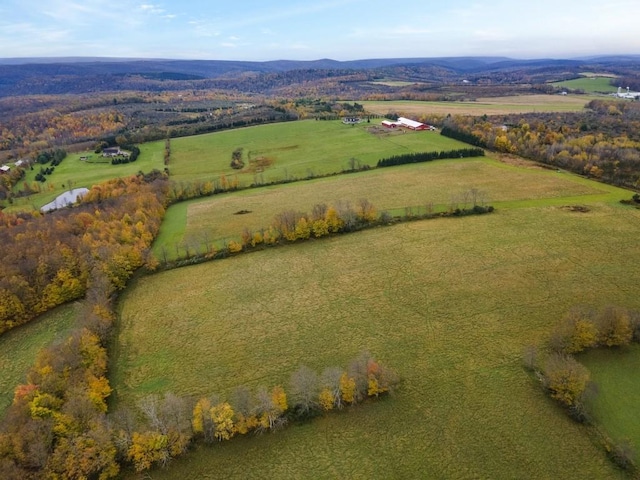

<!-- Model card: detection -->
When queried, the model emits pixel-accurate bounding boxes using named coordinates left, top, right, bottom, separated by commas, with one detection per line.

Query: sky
left=1, top=0, right=639, bottom=61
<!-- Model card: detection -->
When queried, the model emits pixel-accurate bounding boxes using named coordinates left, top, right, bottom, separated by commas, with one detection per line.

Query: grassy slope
left=7, top=142, right=165, bottom=212
left=114, top=196, right=640, bottom=478
left=153, top=157, right=618, bottom=260
left=164, top=119, right=468, bottom=184
left=580, top=345, right=640, bottom=449
left=0, top=303, right=80, bottom=415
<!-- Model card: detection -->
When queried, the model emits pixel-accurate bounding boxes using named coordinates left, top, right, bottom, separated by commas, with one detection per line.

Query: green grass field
left=152, top=157, right=619, bottom=260
left=551, top=77, right=618, bottom=94
left=113, top=159, right=640, bottom=478
left=580, top=345, right=640, bottom=451
left=164, top=119, right=469, bottom=184
left=0, top=303, right=80, bottom=415
left=6, top=143, right=165, bottom=212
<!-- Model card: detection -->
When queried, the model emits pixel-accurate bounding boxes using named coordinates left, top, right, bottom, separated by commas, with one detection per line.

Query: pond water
left=40, top=188, right=89, bottom=213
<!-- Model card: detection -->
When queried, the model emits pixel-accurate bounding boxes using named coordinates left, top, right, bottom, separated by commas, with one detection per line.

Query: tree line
left=439, top=100, right=640, bottom=188
left=124, top=352, right=398, bottom=473
left=157, top=194, right=493, bottom=270
left=524, top=305, right=640, bottom=473
left=376, top=148, right=485, bottom=167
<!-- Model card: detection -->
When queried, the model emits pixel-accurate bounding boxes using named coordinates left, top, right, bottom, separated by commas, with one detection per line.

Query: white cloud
left=139, top=3, right=165, bottom=15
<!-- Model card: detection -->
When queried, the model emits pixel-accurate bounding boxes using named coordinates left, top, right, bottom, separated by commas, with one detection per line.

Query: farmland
left=3, top=113, right=639, bottom=479
left=164, top=119, right=468, bottom=184
left=114, top=193, right=640, bottom=478
left=153, top=156, right=617, bottom=260
left=3, top=52, right=640, bottom=480
left=551, top=76, right=619, bottom=94
left=360, top=94, right=596, bottom=117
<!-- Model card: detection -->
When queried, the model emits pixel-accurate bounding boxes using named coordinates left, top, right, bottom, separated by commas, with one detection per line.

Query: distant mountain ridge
left=0, top=56, right=514, bottom=79
left=0, top=55, right=639, bottom=97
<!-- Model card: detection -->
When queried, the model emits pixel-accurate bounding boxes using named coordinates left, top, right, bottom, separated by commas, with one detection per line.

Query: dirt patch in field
left=367, top=125, right=405, bottom=137
left=242, top=156, right=275, bottom=174
left=562, top=205, right=591, bottom=213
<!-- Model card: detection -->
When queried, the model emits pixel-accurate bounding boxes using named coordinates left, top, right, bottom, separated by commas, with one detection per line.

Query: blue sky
left=1, top=0, right=638, bottom=61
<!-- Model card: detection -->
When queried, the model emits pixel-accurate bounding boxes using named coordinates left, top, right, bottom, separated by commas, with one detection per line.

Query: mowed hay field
left=153, top=157, right=619, bottom=259
left=0, top=303, right=80, bottom=415
left=360, top=94, right=596, bottom=117
left=114, top=197, right=640, bottom=478
left=160, top=119, right=470, bottom=184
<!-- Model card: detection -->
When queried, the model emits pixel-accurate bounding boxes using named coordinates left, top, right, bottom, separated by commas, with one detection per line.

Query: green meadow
left=551, top=77, right=618, bottom=93
left=164, top=119, right=469, bottom=184
left=0, top=303, right=80, bottom=415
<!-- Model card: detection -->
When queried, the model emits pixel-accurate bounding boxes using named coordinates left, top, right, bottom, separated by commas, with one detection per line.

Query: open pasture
left=152, top=157, right=616, bottom=260
left=114, top=197, right=640, bottom=478
left=0, top=303, right=79, bottom=415
left=360, top=94, right=595, bottom=117
left=580, top=345, right=640, bottom=452
left=7, top=143, right=165, bottom=212
left=162, top=119, right=469, bottom=184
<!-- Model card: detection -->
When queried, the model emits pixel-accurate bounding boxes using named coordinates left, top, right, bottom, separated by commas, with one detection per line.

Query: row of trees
left=123, top=353, right=398, bottom=473
left=524, top=305, right=640, bottom=472
left=0, top=339, right=397, bottom=477
left=158, top=192, right=493, bottom=269
left=376, top=148, right=485, bottom=168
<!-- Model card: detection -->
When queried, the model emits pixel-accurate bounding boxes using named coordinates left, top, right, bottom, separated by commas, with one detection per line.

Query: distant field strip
left=152, top=157, right=617, bottom=259
left=551, top=77, right=618, bottom=93
left=115, top=202, right=640, bottom=479
left=361, top=95, right=596, bottom=116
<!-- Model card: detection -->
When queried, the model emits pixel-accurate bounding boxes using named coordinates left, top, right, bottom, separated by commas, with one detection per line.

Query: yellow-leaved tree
left=209, top=402, right=235, bottom=441
left=339, top=373, right=356, bottom=404
left=127, top=431, right=170, bottom=472
left=318, top=388, right=334, bottom=411
left=542, top=353, right=590, bottom=407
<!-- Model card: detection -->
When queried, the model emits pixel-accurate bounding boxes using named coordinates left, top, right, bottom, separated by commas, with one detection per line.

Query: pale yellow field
left=361, top=95, right=596, bottom=117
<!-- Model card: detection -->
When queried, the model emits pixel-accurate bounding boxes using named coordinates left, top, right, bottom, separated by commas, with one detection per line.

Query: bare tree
left=289, top=366, right=320, bottom=417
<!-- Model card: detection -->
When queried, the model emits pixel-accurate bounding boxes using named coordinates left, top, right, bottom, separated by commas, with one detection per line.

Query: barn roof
left=397, top=117, right=424, bottom=129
